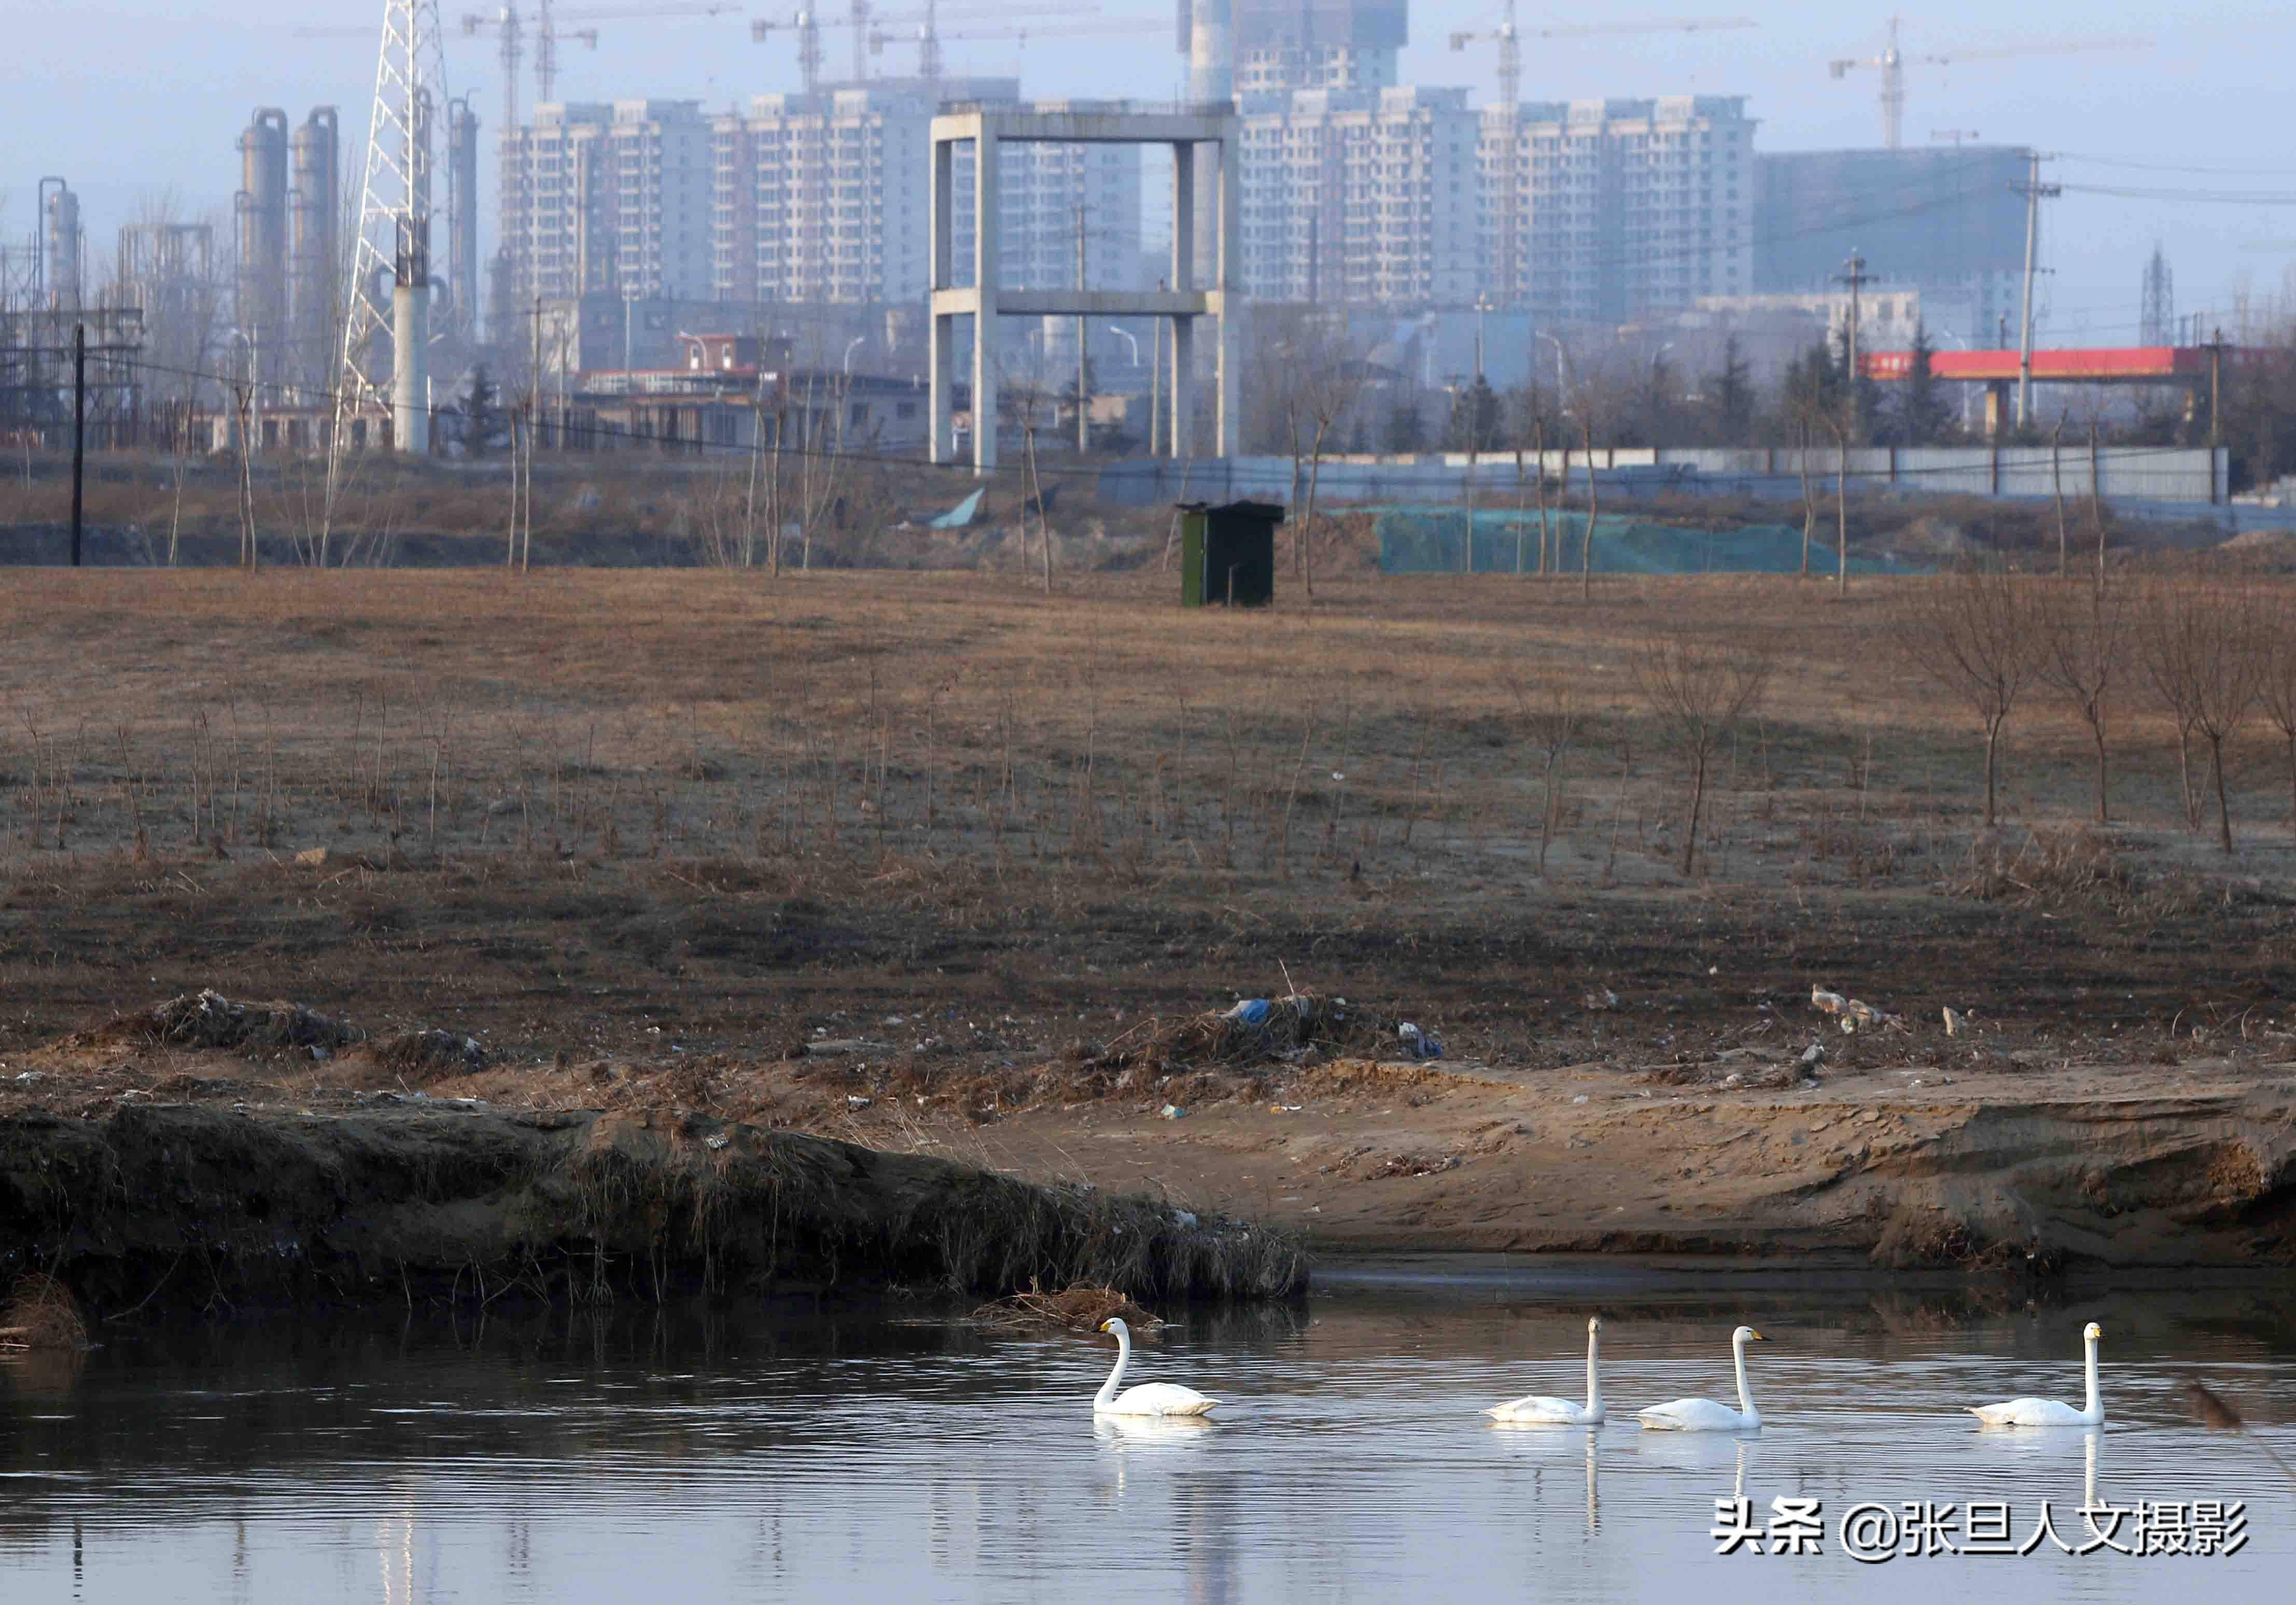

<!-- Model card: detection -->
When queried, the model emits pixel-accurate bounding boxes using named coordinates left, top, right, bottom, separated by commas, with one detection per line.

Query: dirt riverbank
left=3, top=992, right=2291, bottom=1299
left=0, top=1055, right=1304, bottom=1314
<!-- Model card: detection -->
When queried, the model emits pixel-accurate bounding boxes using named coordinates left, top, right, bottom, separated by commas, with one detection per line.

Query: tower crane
left=1448, top=7, right=1757, bottom=115
left=753, top=3, right=1086, bottom=92
left=872, top=13, right=1167, bottom=83
left=1446, top=6, right=1758, bottom=311
left=455, top=2, right=737, bottom=134
left=1829, top=17, right=2149, bottom=150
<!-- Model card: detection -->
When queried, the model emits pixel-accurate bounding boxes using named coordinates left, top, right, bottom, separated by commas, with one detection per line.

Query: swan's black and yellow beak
left=1747, top=1330, right=1768, bottom=1342
left=1098, top=1319, right=1115, bottom=1334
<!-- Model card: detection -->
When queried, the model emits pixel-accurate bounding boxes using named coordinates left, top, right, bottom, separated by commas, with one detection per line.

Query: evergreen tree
left=1707, top=334, right=1754, bottom=445
left=1385, top=399, right=1428, bottom=454
left=1898, top=321, right=1952, bottom=446
left=1446, top=375, right=1501, bottom=452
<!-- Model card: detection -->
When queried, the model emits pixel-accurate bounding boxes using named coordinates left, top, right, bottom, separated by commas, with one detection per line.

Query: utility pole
left=1150, top=278, right=1164, bottom=457
left=1833, top=250, right=1873, bottom=442
left=2014, top=151, right=2060, bottom=429
left=1075, top=203, right=1088, bottom=456
left=2202, top=325, right=2229, bottom=448
left=68, top=321, right=85, bottom=568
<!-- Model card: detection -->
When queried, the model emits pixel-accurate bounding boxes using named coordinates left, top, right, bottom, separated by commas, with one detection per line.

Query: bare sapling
left=2259, top=593, right=2296, bottom=839
left=2035, top=580, right=2125, bottom=825
left=1893, top=564, right=2037, bottom=829
left=1579, top=416, right=1597, bottom=602
left=2051, top=410, right=2069, bottom=577
left=1506, top=672, right=1583, bottom=876
left=1633, top=635, right=1772, bottom=876
left=1824, top=411, right=1849, bottom=596
left=2139, top=577, right=2264, bottom=853
left=1796, top=413, right=1816, bottom=577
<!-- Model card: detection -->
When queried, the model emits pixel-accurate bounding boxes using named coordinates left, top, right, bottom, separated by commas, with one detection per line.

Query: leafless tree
left=2138, top=577, right=2263, bottom=852
left=2259, top=591, right=2296, bottom=839
left=1895, top=565, right=2038, bottom=828
left=1578, top=414, right=1598, bottom=602
left=2050, top=409, right=2070, bottom=578
left=1634, top=635, right=1772, bottom=876
left=233, top=382, right=258, bottom=570
left=1286, top=318, right=1369, bottom=601
left=1506, top=673, right=1583, bottom=876
left=1794, top=412, right=1817, bottom=578
left=2035, top=580, right=2126, bottom=824
left=1823, top=411, right=1850, bottom=595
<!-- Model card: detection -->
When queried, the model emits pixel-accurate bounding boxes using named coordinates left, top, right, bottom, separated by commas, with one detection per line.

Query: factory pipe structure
left=236, top=108, right=290, bottom=391
left=290, top=107, right=340, bottom=397
left=446, top=96, right=481, bottom=343
left=41, top=182, right=83, bottom=311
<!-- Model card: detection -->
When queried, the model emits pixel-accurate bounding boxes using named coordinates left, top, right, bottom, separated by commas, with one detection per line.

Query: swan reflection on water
left=1093, top=1413, right=1221, bottom=1448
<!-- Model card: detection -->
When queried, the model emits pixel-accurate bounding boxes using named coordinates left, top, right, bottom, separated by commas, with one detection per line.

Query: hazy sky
left=9, top=0, right=2296, bottom=346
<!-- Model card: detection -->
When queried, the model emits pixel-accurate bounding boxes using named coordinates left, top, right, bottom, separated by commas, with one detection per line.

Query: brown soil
left=1, top=569, right=2293, bottom=1290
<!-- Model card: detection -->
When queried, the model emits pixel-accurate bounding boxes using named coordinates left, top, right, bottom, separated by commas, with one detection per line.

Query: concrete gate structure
left=929, top=101, right=1239, bottom=474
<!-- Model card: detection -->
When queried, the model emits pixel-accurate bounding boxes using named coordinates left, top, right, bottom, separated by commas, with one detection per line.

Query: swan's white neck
left=1094, top=1324, right=1131, bottom=1410
left=1585, top=1327, right=1602, bottom=1415
left=1732, top=1333, right=1758, bottom=1423
left=2081, top=1332, right=2102, bottom=1420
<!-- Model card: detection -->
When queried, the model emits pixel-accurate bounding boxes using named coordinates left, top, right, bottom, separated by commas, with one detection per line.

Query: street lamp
left=1536, top=331, right=1573, bottom=413
left=1106, top=324, right=1139, bottom=367
left=843, top=334, right=866, bottom=375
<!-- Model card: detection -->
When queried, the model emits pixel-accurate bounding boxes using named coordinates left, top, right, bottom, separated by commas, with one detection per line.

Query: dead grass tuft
left=0, top=1274, right=87, bottom=1351
left=969, top=1283, right=1166, bottom=1336
left=368, top=1029, right=487, bottom=1082
left=91, top=989, right=367, bottom=1054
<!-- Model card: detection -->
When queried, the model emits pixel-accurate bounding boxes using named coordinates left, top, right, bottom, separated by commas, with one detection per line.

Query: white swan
left=1969, top=1322, right=2104, bottom=1428
left=1487, top=1315, right=1606, bottom=1424
left=1093, top=1317, right=1219, bottom=1417
left=1637, top=1326, right=1766, bottom=1432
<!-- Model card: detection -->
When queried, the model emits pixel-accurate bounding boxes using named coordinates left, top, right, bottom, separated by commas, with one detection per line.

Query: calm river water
left=1, top=1257, right=2289, bottom=1603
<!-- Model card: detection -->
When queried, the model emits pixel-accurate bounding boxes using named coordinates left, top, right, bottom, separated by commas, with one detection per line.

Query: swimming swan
left=1636, top=1326, right=1766, bottom=1432
left=1093, top=1317, right=1219, bottom=1417
left=1968, top=1322, right=2104, bottom=1428
left=1486, top=1315, right=1606, bottom=1424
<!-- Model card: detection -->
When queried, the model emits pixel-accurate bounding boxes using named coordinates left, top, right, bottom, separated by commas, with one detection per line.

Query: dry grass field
left=4, top=562, right=2291, bottom=1050
left=4, top=565, right=2294, bottom=1265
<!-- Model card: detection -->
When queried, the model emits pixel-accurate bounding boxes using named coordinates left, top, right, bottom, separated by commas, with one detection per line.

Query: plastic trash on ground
left=1398, top=1022, right=1445, bottom=1060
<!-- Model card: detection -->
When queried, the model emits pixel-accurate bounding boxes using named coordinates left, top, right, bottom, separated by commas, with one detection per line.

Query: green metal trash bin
left=1179, top=500, right=1284, bottom=607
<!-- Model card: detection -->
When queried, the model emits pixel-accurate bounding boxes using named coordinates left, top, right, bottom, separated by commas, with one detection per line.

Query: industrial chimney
left=236, top=108, right=290, bottom=390
left=445, top=98, right=482, bottom=345
left=290, top=107, right=340, bottom=398
left=41, top=184, right=83, bottom=311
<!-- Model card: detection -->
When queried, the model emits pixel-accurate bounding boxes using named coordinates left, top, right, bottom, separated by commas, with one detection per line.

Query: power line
left=114, top=350, right=2232, bottom=495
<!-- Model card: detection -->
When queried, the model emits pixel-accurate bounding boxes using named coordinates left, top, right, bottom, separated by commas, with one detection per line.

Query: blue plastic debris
left=1398, top=1022, right=1445, bottom=1060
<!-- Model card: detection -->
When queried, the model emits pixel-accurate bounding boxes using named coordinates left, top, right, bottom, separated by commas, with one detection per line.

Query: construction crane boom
left=755, top=3, right=1112, bottom=90
left=1829, top=18, right=2149, bottom=150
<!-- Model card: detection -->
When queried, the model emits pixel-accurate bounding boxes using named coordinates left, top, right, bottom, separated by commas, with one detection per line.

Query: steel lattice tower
left=334, top=0, right=451, bottom=459
left=2140, top=243, right=2175, bottom=348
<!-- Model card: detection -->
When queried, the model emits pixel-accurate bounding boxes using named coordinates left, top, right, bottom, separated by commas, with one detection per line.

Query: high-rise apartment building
left=1232, top=0, right=1407, bottom=93
left=1480, top=96, right=1755, bottom=326
left=1238, top=85, right=1481, bottom=306
left=500, top=81, right=1142, bottom=351
left=501, top=99, right=716, bottom=306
